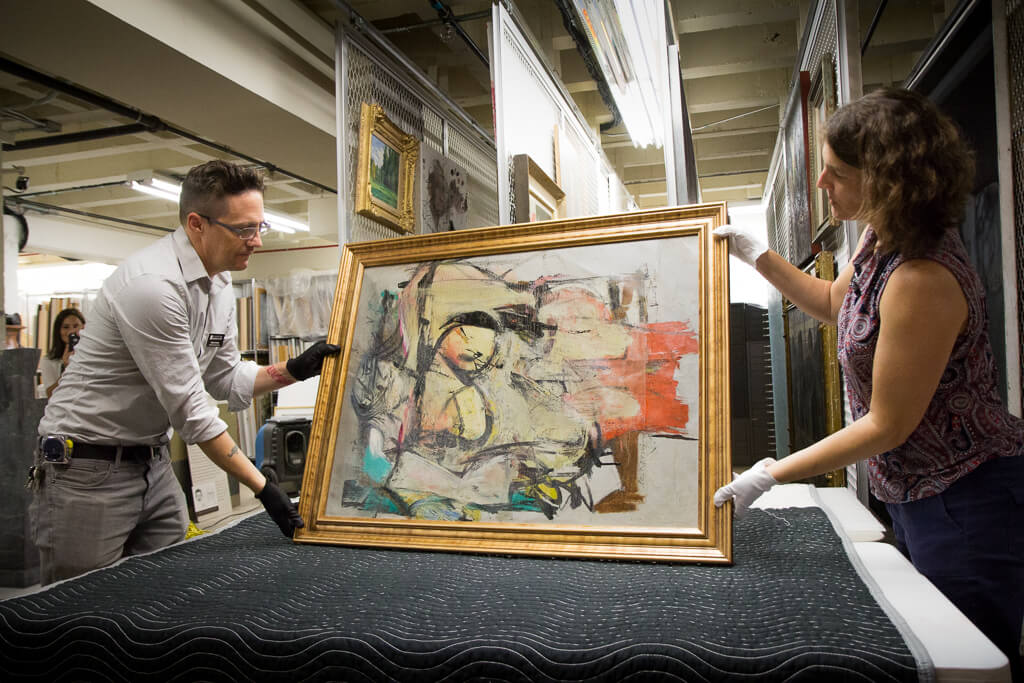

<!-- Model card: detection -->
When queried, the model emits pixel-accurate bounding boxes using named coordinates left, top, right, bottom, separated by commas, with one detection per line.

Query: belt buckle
left=39, top=435, right=73, bottom=464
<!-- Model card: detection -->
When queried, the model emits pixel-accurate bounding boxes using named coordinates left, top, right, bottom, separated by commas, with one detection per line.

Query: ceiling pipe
left=0, top=56, right=336, bottom=194
left=428, top=1, right=489, bottom=68
left=861, top=0, right=889, bottom=56
left=12, top=180, right=128, bottom=199
left=2, top=123, right=155, bottom=152
left=8, top=197, right=173, bottom=233
left=0, top=56, right=162, bottom=130
left=380, top=9, right=490, bottom=35
left=551, top=0, right=623, bottom=134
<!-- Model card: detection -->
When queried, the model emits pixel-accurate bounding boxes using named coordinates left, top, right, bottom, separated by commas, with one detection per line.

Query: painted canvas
left=782, top=71, right=813, bottom=268
left=297, top=204, right=733, bottom=563
left=331, top=241, right=700, bottom=527
left=420, top=145, right=470, bottom=232
left=369, top=134, right=400, bottom=209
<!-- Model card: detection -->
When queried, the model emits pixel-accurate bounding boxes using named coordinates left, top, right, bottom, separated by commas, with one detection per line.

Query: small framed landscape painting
left=354, top=102, right=418, bottom=233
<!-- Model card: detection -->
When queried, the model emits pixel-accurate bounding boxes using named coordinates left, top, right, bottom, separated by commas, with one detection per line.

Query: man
left=30, top=160, right=339, bottom=585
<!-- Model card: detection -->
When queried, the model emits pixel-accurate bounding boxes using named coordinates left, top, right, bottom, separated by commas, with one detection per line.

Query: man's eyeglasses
left=198, top=214, right=270, bottom=240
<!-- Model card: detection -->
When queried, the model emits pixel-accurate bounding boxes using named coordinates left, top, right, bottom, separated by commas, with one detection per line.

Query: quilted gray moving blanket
left=0, top=508, right=929, bottom=681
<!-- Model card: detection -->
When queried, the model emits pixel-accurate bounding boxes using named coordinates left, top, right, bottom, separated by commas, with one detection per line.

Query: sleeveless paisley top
left=837, top=226, right=1024, bottom=503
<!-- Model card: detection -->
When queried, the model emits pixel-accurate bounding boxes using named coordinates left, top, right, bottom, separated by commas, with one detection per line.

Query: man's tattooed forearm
left=266, top=363, right=293, bottom=386
left=227, top=444, right=240, bottom=459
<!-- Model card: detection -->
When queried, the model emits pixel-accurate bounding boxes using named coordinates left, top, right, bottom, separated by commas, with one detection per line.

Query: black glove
left=256, top=481, right=305, bottom=538
left=286, top=340, right=342, bottom=382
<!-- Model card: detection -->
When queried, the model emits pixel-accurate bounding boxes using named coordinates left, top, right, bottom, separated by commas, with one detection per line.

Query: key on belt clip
left=39, top=435, right=74, bottom=464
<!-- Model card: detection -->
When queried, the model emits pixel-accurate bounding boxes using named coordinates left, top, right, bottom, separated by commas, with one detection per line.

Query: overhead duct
left=552, top=0, right=623, bottom=134
left=3, top=204, right=29, bottom=252
left=2, top=122, right=158, bottom=152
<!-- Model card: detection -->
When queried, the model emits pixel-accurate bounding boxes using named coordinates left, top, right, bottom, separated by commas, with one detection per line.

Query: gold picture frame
left=816, top=250, right=845, bottom=487
left=354, top=102, right=419, bottom=233
left=512, top=153, right=565, bottom=223
left=782, top=249, right=845, bottom=488
left=295, top=204, right=734, bottom=564
left=809, top=53, right=839, bottom=243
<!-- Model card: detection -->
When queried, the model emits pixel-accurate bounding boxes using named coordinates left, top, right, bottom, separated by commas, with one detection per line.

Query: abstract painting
left=420, top=145, right=470, bottom=233
left=297, top=204, right=733, bottom=563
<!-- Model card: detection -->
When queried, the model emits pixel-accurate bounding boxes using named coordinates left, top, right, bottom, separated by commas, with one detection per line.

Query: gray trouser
left=29, top=449, right=188, bottom=585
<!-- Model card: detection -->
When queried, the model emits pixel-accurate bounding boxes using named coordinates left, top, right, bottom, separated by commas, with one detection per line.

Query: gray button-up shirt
left=39, top=228, right=260, bottom=446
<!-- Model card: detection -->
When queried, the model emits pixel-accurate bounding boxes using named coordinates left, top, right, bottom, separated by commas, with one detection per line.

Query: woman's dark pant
left=887, top=455, right=1024, bottom=682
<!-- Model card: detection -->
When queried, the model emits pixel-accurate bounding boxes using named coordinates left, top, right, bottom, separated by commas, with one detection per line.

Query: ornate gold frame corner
left=354, top=102, right=419, bottom=233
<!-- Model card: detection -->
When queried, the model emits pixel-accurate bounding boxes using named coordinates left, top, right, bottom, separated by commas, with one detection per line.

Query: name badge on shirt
left=207, top=333, right=226, bottom=347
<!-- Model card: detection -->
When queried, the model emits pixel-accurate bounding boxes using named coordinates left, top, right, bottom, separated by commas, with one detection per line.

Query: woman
left=39, top=307, right=85, bottom=399
left=714, top=87, right=1023, bottom=680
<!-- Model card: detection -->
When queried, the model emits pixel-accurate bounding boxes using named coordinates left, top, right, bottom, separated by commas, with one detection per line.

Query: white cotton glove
left=713, top=224, right=769, bottom=268
left=713, top=457, right=778, bottom=518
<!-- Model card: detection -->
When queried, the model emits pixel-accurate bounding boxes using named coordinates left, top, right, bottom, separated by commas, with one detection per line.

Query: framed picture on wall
left=782, top=71, right=814, bottom=268
left=512, top=153, right=565, bottom=223
left=355, top=102, right=419, bottom=234
left=783, top=250, right=844, bottom=488
left=419, top=144, right=470, bottom=233
left=809, top=54, right=839, bottom=244
left=295, top=204, right=734, bottom=564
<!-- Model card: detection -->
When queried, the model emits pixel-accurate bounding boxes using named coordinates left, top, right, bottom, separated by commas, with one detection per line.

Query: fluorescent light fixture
left=130, top=178, right=180, bottom=202
left=264, top=208, right=309, bottom=232
left=570, top=0, right=669, bottom=149
left=128, top=175, right=308, bottom=233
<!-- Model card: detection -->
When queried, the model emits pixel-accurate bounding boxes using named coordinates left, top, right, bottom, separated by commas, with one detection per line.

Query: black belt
left=73, top=443, right=159, bottom=462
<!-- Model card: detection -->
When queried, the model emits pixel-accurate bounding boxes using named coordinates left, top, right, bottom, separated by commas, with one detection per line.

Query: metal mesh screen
left=344, top=45, right=422, bottom=243
left=803, top=2, right=846, bottom=257
left=494, top=5, right=616, bottom=223
left=559, top=116, right=602, bottom=217
left=342, top=42, right=498, bottom=241
left=422, top=106, right=444, bottom=157
left=500, top=23, right=560, bottom=179
left=1009, top=0, right=1024, bottom=403
left=499, top=20, right=560, bottom=223
left=765, top=161, right=789, bottom=259
left=764, top=1, right=841, bottom=266
left=763, top=0, right=842, bottom=462
left=803, top=4, right=838, bottom=84
left=448, top=124, right=500, bottom=229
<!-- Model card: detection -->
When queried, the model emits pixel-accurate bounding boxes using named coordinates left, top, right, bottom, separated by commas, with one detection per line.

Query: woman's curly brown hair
left=825, top=87, right=975, bottom=258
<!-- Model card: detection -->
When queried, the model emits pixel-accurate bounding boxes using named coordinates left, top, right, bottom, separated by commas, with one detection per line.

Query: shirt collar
left=172, top=227, right=232, bottom=294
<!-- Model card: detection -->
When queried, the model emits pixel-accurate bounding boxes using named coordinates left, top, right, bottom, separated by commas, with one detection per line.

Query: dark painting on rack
left=782, top=71, right=813, bottom=268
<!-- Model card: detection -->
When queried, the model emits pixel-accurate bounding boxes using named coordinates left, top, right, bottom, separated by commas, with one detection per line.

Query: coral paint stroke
left=567, top=321, right=697, bottom=441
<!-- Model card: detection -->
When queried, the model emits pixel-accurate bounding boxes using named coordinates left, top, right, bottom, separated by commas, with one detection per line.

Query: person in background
left=714, top=88, right=1023, bottom=681
left=31, top=160, right=340, bottom=585
left=38, top=307, right=85, bottom=399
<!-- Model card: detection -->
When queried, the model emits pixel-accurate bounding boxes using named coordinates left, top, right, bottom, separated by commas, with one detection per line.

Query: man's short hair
left=178, top=160, right=265, bottom=226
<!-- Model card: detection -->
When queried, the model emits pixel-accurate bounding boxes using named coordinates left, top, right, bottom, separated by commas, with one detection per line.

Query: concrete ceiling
left=1, top=0, right=955, bottom=264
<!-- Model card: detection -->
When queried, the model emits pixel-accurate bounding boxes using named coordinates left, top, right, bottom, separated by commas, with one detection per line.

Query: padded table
left=756, top=484, right=1010, bottom=683
left=0, top=485, right=1004, bottom=682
